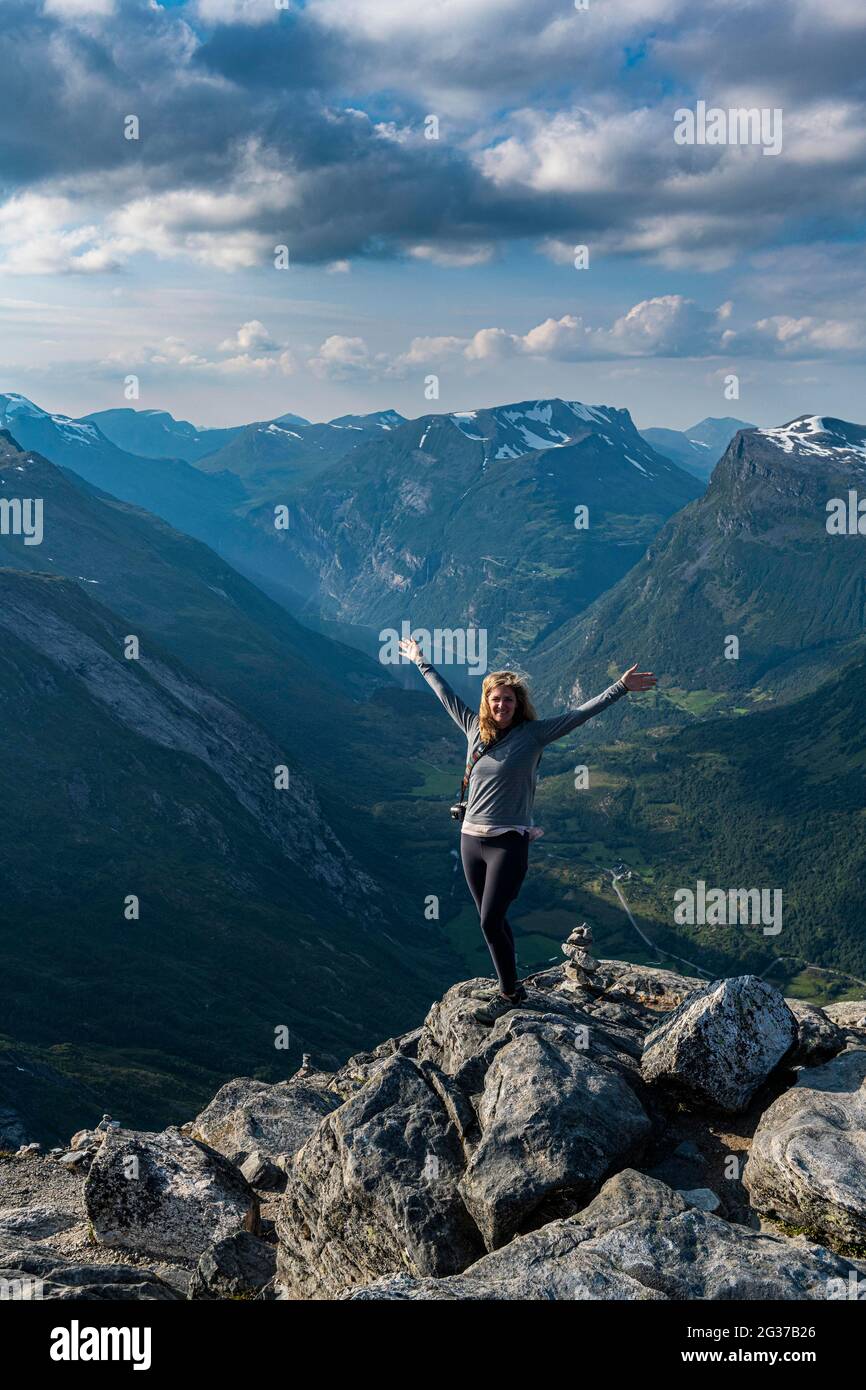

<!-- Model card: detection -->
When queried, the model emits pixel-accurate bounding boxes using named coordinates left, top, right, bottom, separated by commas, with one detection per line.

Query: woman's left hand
left=620, top=663, right=657, bottom=692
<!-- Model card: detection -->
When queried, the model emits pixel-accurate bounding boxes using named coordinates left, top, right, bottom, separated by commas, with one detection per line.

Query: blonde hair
left=479, top=670, right=537, bottom=743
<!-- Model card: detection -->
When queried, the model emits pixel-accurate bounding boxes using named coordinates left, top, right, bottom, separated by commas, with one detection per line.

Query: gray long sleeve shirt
left=416, top=659, right=629, bottom=828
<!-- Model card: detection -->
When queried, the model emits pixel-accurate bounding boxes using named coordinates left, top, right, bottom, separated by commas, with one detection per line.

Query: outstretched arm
left=533, top=663, right=656, bottom=747
left=399, top=638, right=479, bottom=737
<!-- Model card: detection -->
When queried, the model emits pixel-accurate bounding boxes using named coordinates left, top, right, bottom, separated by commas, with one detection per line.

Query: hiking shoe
left=471, top=984, right=528, bottom=1025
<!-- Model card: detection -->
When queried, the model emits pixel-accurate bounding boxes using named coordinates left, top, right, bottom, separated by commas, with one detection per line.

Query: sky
left=1, top=0, right=865, bottom=429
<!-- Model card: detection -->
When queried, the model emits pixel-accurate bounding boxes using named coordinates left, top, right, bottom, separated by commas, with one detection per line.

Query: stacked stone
left=561, top=923, right=599, bottom=984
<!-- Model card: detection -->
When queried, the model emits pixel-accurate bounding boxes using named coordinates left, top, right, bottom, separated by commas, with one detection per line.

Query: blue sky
left=1, top=0, right=865, bottom=429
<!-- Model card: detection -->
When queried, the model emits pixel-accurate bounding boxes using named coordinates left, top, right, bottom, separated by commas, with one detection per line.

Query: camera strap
left=458, top=739, right=488, bottom=804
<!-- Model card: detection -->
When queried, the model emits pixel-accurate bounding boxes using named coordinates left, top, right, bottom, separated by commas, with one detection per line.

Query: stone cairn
left=561, top=923, right=599, bottom=986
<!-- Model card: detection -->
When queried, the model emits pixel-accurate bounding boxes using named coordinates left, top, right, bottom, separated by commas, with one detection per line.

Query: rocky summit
left=2, top=961, right=865, bottom=1301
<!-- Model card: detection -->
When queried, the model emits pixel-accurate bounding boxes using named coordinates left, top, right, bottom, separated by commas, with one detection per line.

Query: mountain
left=532, top=415, right=866, bottom=723
left=0, top=393, right=328, bottom=612
left=0, top=393, right=245, bottom=538
left=244, top=398, right=703, bottom=677
left=79, top=408, right=242, bottom=463
left=641, top=416, right=754, bottom=480
left=528, top=642, right=866, bottom=988
left=193, top=409, right=408, bottom=497
left=0, top=433, right=459, bottom=1132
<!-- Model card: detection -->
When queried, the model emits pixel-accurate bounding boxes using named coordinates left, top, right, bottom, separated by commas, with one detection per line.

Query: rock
left=58, top=1150, right=92, bottom=1172
left=743, top=1047, right=866, bottom=1253
left=84, top=1127, right=259, bottom=1263
left=277, top=1052, right=483, bottom=1299
left=590, top=960, right=707, bottom=1012
left=0, top=1205, right=78, bottom=1240
left=673, top=1140, right=703, bottom=1161
left=785, top=1000, right=847, bottom=1067
left=276, top=978, right=655, bottom=1296
left=561, top=923, right=599, bottom=985
left=188, top=1231, right=277, bottom=1301
left=70, top=1130, right=100, bottom=1152
left=186, top=1076, right=342, bottom=1166
left=677, top=1188, right=721, bottom=1212
left=823, top=1000, right=866, bottom=1030
left=0, top=1240, right=182, bottom=1300
left=641, top=975, right=797, bottom=1113
left=457, top=1013, right=651, bottom=1249
left=329, top=1028, right=424, bottom=1100
left=240, top=1150, right=285, bottom=1191
left=343, top=1169, right=862, bottom=1300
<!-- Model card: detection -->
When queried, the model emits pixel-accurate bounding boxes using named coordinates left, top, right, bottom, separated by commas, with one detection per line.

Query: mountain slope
left=532, top=644, right=866, bottom=986
left=533, top=415, right=866, bottom=724
left=0, top=570, right=455, bottom=1137
left=247, top=398, right=702, bottom=677
left=194, top=409, right=408, bottom=497
left=641, top=416, right=754, bottom=480
left=79, top=408, right=243, bottom=463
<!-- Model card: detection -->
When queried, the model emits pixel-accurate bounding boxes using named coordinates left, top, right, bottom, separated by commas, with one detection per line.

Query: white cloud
left=195, top=0, right=280, bottom=26
left=308, top=334, right=389, bottom=379
left=43, top=0, right=115, bottom=17
left=408, top=243, right=494, bottom=268
left=219, top=320, right=279, bottom=353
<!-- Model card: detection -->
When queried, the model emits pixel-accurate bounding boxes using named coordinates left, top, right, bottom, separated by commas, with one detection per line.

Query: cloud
left=408, top=243, right=494, bottom=268
left=308, top=334, right=389, bottom=380
left=218, top=320, right=280, bottom=353
left=392, top=297, right=730, bottom=370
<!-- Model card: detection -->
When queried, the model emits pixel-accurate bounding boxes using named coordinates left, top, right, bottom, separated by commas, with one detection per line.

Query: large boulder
left=641, top=975, right=797, bottom=1113
left=188, top=1230, right=276, bottom=1301
left=277, top=1052, right=484, bottom=1299
left=785, top=1000, right=847, bottom=1067
left=276, top=980, right=653, bottom=1296
left=84, top=1128, right=259, bottom=1263
left=0, top=1239, right=182, bottom=1301
left=743, top=1047, right=866, bottom=1253
left=457, top=1013, right=651, bottom=1248
left=185, top=1076, right=341, bottom=1166
left=344, top=1168, right=863, bottom=1300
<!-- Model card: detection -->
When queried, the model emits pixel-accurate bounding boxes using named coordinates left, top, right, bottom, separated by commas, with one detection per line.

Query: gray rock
left=743, top=1047, right=866, bottom=1251
left=276, top=980, right=655, bottom=1296
left=240, top=1150, right=285, bottom=1190
left=70, top=1129, right=100, bottom=1151
left=277, top=1052, right=485, bottom=1299
left=822, top=1000, right=866, bottom=1029
left=457, top=1014, right=651, bottom=1248
left=188, top=1230, right=276, bottom=1301
left=0, top=1205, right=78, bottom=1240
left=673, top=1140, right=703, bottom=1161
left=344, top=1169, right=862, bottom=1300
left=186, top=1076, right=341, bottom=1166
left=785, top=1000, right=847, bottom=1067
left=84, top=1127, right=259, bottom=1262
left=0, top=1239, right=182, bottom=1300
left=677, top=1187, right=721, bottom=1212
left=641, top=975, right=797, bottom=1113
left=329, top=1028, right=424, bottom=1100
left=58, top=1150, right=92, bottom=1172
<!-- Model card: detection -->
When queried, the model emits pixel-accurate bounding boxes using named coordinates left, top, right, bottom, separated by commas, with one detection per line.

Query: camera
left=450, top=802, right=467, bottom=821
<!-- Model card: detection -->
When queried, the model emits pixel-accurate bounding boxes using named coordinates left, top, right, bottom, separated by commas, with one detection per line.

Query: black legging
left=460, top=831, right=529, bottom=996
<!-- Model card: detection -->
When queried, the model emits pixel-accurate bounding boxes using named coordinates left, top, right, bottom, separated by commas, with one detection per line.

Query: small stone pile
left=561, top=923, right=599, bottom=985
left=24, top=1114, right=124, bottom=1174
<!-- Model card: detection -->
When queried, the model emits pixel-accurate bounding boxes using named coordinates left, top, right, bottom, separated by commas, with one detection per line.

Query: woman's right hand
left=398, top=637, right=422, bottom=663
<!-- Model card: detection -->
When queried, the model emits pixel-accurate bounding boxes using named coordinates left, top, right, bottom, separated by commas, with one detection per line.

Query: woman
left=398, top=637, right=656, bottom=1024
